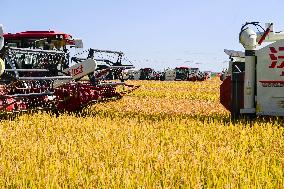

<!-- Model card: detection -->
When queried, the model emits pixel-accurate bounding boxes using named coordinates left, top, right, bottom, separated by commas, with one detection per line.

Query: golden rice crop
left=0, top=77, right=283, bottom=188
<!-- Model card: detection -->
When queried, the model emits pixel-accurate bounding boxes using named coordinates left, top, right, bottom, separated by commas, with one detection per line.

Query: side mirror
left=0, top=25, right=3, bottom=50
left=74, top=38, right=83, bottom=48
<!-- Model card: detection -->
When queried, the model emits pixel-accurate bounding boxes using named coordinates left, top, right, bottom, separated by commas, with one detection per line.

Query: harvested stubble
left=0, top=78, right=283, bottom=188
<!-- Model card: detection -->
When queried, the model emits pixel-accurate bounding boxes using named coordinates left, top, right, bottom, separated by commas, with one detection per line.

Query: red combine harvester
left=0, top=26, right=138, bottom=114
left=221, top=22, right=284, bottom=118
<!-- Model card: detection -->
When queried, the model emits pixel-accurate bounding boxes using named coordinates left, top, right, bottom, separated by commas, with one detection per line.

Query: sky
left=2, top=0, right=284, bottom=72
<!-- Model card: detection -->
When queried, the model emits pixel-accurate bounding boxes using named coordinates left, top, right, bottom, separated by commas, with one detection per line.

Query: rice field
left=0, top=78, right=283, bottom=188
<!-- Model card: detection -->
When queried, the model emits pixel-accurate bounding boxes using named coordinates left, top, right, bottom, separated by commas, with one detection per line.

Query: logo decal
left=269, top=47, right=284, bottom=69
left=71, top=65, right=83, bottom=76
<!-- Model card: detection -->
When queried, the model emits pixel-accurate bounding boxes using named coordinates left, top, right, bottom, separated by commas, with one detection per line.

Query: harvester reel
left=0, top=47, right=139, bottom=115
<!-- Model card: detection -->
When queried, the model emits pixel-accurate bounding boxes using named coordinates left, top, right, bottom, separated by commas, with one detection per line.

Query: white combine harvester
left=128, top=68, right=158, bottom=80
left=221, top=22, right=284, bottom=118
left=164, top=67, right=208, bottom=81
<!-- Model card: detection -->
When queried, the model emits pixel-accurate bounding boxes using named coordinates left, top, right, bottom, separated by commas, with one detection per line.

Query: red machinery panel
left=220, top=76, right=232, bottom=111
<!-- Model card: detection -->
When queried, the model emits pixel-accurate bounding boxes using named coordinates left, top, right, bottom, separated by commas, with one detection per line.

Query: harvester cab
left=221, top=22, right=284, bottom=118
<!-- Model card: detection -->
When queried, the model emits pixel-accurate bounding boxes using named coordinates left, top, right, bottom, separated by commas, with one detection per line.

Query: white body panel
left=56, top=59, right=97, bottom=87
left=256, top=40, right=284, bottom=116
left=64, top=59, right=97, bottom=80
left=165, top=69, right=176, bottom=81
left=130, top=70, right=141, bottom=80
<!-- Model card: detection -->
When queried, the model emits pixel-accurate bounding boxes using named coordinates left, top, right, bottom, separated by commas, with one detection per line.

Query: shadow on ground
left=1, top=106, right=283, bottom=127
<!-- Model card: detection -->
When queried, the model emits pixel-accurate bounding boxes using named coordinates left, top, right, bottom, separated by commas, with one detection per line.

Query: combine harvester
left=221, top=22, right=284, bottom=118
left=0, top=25, right=138, bottom=114
left=128, top=68, right=158, bottom=80
left=164, top=67, right=209, bottom=81
left=128, top=68, right=155, bottom=80
left=128, top=68, right=162, bottom=80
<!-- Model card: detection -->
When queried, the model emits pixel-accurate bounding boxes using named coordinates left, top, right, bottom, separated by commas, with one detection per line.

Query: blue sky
left=2, top=0, right=284, bottom=71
